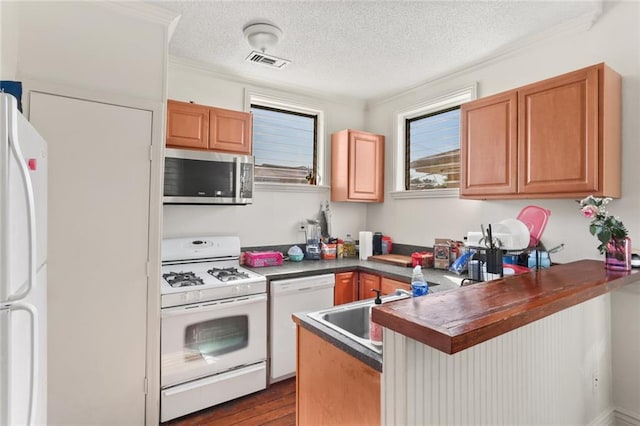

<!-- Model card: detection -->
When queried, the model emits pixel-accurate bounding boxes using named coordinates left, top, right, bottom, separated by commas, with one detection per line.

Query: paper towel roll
left=359, top=231, right=373, bottom=260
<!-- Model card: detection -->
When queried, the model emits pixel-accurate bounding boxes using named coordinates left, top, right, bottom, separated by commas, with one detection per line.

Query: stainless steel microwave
left=163, top=148, right=253, bottom=205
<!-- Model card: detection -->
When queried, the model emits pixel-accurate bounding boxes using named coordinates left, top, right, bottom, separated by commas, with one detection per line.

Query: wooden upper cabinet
left=209, top=107, right=252, bottom=154
left=460, top=63, right=621, bottom=199
left=460, top=91, right=518, bottom=196
left=518, top=66, right=599, bottom=195
left=358, top=272, right=381, bottom=301
left=166, top=99, right=252, bottom=155
left=331, top=129, right=384, bottom=203
left=166, top=100, right=210, bottom=150
left=334, top=272, right=358, bottom=306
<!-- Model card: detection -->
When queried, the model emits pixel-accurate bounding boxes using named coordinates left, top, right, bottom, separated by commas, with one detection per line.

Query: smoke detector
left=243, top=23, right=282, bottom=53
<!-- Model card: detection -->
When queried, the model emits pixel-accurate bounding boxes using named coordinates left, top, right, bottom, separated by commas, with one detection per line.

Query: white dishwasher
left=270, top=273, right=335, bottom=383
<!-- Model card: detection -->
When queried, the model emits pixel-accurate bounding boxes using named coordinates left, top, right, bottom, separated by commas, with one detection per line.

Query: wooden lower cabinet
left=380, top=276, right=411, bottom=296
left=296, top=326, right=380, bottom=425
left=358, top=272, right=381, bottom=300
left=334, top=271, right=358, bottom=305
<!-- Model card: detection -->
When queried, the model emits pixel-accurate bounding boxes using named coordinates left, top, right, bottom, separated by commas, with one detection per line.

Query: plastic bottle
left=369, top=289, right=383, bottom=346
left=411, top=265, right=429, bottom=297
left=343, top=234, right=356, bottom=258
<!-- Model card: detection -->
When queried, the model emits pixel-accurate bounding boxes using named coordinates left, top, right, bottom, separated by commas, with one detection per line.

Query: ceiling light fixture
left=243, top=22, right=283, bottom=53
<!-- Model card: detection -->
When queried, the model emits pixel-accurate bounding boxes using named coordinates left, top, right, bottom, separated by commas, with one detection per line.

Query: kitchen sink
left=307, top=293, right=409, bottom=354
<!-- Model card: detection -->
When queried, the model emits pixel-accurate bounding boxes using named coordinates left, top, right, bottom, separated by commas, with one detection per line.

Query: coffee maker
left=305, top=220, right=321, bottom=260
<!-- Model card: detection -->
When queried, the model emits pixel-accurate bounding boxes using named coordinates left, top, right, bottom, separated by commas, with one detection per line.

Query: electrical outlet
left=298, top=221, right=306, bottom=232
left=592, top=370, right=599, bottom=393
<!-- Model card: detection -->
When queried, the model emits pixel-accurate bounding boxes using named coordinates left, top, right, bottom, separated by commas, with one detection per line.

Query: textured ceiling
left=153, top=1, right=601, bottom=101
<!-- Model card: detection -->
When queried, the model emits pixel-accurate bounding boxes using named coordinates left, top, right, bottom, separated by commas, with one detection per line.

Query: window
left=393, top=84, right=476, bottom=198
left=246, top=91, right=324, bottom=188
left=405, top=106, right=461, bottom=190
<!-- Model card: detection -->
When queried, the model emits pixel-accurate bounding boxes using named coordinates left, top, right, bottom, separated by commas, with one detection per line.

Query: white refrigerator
left=0, top=92, right=48, bottom=425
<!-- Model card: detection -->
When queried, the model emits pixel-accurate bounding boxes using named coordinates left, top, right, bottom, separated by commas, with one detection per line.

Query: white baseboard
left=615, top=407, right=640, bottom=426
left=590, top=407, right=616, bottom=426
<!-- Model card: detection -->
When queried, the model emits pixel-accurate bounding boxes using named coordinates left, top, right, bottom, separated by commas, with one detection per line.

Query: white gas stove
left=161, top=236, right=266, bottom=308
left=160, top=236, right=268, bottom=421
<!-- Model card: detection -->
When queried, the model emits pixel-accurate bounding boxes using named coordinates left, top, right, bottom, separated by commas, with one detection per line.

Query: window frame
left=250, top=103, right=319, bottom=186
left=404, top=105, right=461, bottom=191
left=392, top=83, right=477, bottom=199
left=245, top=89, right=327, bottom=193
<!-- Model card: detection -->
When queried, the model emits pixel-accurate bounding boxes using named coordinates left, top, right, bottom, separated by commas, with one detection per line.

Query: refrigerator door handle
left=1, top=302, right=38, bottom=426
left=4, top=95, right=37, bottom=304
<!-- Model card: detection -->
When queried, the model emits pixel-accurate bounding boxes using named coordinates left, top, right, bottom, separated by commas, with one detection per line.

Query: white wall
left=164, top=60, right=369, bottom=246
left=0, top=1, right=19, bottom=80
left=611, top=282, right=640, bottom=420
left=365, top=1, right=640, bottom=266
left=16, top=2, right=166, bottom=102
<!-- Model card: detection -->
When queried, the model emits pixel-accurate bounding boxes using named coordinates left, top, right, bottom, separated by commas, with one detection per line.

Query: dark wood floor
left=163, top=378, right=296, bottom=426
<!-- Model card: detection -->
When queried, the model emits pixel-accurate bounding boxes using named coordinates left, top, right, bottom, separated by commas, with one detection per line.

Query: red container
left=411, top=251, right=434, bottom=268
left=244, top=251, right=283, bottom=267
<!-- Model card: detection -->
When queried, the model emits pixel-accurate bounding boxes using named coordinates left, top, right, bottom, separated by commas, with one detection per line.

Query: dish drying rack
left=460, top=230, right=562, bottom=286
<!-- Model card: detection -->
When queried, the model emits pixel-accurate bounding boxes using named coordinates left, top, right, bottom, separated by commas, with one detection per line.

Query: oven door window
left=185, top=315, right=248, bottom=358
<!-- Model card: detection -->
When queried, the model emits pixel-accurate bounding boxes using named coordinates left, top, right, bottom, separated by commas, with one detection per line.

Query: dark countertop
left=373, top=259, right=640, bottom=355
left=248, top=257, right=466, bottom=371
left=245, top=257, right=465, bottom=290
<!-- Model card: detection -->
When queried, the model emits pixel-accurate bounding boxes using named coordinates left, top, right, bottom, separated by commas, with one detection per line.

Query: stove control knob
left=198, top=291, right=203, bottom=300
left=233, top=286, right=240, bottom=295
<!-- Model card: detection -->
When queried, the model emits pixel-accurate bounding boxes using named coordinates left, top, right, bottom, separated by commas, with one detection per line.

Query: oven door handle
left=161, top=293, right=266, bottom=318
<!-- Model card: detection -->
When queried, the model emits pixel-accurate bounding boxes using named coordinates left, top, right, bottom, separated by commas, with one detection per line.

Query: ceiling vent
left=245, top=51, right=291, bottom=69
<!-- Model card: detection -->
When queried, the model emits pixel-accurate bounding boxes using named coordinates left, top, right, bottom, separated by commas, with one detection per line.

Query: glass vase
left=605, top=237, right=632, bottom=272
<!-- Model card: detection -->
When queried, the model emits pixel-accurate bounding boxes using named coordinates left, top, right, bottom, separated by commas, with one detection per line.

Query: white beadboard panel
left=383, top=293, right=613, bottom=425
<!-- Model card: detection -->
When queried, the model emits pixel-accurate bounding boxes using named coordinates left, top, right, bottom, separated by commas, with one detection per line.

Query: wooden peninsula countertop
left=372, top=259, right=639, bottom=355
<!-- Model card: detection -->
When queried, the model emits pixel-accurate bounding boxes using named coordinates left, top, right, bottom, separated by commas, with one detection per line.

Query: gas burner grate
left=163, top=272, right=204, bottom=288
left=207, top=267, right=250, bottom=282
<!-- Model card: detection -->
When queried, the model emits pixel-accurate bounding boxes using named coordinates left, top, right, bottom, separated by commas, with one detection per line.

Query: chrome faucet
left=394, top=289, right=412, bottom=297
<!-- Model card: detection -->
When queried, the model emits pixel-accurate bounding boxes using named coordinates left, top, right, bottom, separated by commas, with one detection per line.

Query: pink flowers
left=581, top=205, right=598, bottom=218
left=578, top=195, right=628, bottom=254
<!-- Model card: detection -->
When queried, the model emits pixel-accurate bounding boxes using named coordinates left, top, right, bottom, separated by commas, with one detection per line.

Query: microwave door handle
left=4, top=97, right=37, bottom=304
left=234, top=157, right=241, bottom=200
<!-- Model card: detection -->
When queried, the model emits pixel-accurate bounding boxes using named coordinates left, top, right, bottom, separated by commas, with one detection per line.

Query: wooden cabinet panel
left=459, top=63, right=620, bottom=199
left=380, top=277, right=410, bottom=296
left=166, top=100, right=209, bottom=150
left=358, top=272, right=381, bottom=300
left=460, top=91, right=518, bottom=196
left=348, top=131, right=384, bottom=201
left=297, top=327, right=380, bottom=425
left=518, top=66, right=598, bottom=194
left=334, top=272, right=358, bottom=305
left=331, top=129, right=384, bottom=203
left=209, top=107, right=252, bottom=154
left=166, top=100, right=252, bottom=154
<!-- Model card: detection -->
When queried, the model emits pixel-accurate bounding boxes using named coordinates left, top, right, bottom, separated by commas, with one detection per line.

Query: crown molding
left=168, top=55, right=366, bottom=109
left=367, top=3, right=604, bottom=107
left=97, top=2, right=181, bottom=40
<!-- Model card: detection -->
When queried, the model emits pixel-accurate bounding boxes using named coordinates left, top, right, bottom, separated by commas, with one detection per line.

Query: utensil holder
left=485, top=248, right=503, bottom=274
